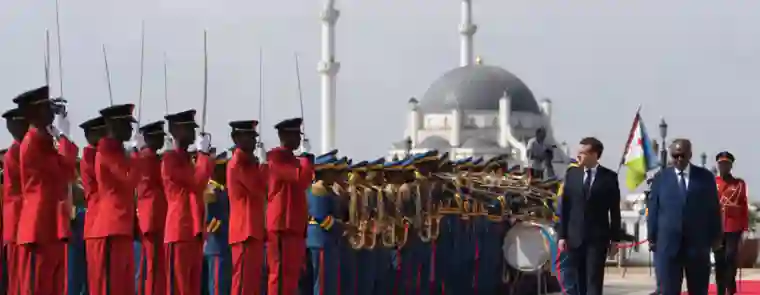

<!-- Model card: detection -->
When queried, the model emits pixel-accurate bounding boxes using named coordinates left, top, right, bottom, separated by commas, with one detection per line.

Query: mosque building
left=315, top=0, right=573, bottom=171
left=385, top=0, right=573, bottom=171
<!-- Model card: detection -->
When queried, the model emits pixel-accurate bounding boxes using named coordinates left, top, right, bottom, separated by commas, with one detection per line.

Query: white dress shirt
left=675, top=164, right=691, bottom=189
left=583, top=164, right=599, bottom=187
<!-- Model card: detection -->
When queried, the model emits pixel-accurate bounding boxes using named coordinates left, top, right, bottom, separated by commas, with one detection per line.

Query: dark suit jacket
left=558, top=165, right=622, bottom=248
left=647, top=165, right=721, bottom=257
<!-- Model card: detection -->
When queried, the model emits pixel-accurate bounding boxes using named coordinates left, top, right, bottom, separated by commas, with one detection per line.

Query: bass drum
left=502, top=220, right=557, bottom=273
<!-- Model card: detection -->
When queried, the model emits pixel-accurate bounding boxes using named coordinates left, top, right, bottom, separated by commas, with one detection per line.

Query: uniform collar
left=98, top=137, right=124, bottom=151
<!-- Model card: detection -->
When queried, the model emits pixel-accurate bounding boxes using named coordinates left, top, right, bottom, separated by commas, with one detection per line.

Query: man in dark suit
left=647, top=139, right=721, bottom=295
left=558, top=137, right=622, bottom=295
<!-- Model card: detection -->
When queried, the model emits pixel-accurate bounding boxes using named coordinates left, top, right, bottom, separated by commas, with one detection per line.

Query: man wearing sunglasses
left=647, top=139, right=722, bottom=295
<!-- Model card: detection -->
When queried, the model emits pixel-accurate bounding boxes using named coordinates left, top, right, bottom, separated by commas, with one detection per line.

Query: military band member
left=226, top=120, right=269, bottom=295
left=134, top=120, right=168, bottom=295
left=332, top=156, right=356, bottom=295
left=472, top=174, right=509, bottom=294
left=453, top=157, right=477, bottom=294
left=307, top=150, right=345, bottom=295
left=409, top=150, right=440, bottom=295
left=382, top=158, right=418, bottom=294
left=349, top=158, right=385, bottom=295
left=714, top=151, right=748, bottom=295
left=162, top=109, right=214, bottom=295
left=90, top=104, right=142, bottom=295
left=265, top=117, right=314, bottom=295
left=14, top=85, right=78, bottom=295
left=204, top=155, right=232, bottom=295
left=2, top=107, right=28, bottom=295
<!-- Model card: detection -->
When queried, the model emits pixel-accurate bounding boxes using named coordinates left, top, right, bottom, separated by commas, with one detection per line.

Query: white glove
left=46, top=125, right=64, bottom=139
left=160, top=136, right=175, bottom=153
left=195, top=133, right=211, bottom=153
left=129, top=133, right=146, bottom=151
left=53, top=113, right=70, bottom=137
left=301, top=138, right=311, bottom=153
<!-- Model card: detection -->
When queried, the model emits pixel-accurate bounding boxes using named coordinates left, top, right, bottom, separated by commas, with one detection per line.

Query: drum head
left=503, top=222, right=553, bottom=272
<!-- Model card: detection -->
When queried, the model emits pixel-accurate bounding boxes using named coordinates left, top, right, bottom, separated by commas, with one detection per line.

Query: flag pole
left=616, top=104, right=643, bottom=174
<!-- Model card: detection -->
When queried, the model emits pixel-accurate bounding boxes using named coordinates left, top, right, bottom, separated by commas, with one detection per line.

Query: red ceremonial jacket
left=136, top=148, right=166, bottom=235
left=227, top=149, right=269, bottom=244
left=92, top=138, right=142, bottom=238
left=162, top=149, right=213, bottom=243
left=265, top=147, right=313, bottom=234
left=81, top=145, right=100, bottom=239
left=17, top=127, right=78, bottom=244
left=716, top=176, right=749, bottom=233
left=3, top=141, right=22, bottom=243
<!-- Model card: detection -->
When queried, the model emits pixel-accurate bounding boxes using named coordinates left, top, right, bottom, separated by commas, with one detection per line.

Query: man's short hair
left=579, top=137, right=604, bottom=158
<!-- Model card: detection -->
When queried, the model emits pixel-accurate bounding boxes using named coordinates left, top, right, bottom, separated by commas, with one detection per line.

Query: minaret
left=459, top=0, right=477, bottom=67
left=318, top=0, right=340, bottom=154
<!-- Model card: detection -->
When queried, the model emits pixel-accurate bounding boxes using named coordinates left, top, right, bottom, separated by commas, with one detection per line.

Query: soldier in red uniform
left=135, top=120, right=168, bottom=295
left=266, top=117, right=314, bottom=295
left=714, top=151, right=748, bottom=295
left=161, top=109, right=214, bottom=295
left=89, top=104, right=142, bottom=295
left=226, top=120, right=269, bottom=294
left=80, top=116, right=107, bottom=224
left=2, top=107, right=29, bottom=295
left=14, top=85, right=79, bottom=295
left=80, top=115, right=106, bottom=292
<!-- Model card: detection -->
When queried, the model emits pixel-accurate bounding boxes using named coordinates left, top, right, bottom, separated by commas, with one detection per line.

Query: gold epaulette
left=415, top=171, right=425, bottom=180
left=209, top=179, right=225, bottom=191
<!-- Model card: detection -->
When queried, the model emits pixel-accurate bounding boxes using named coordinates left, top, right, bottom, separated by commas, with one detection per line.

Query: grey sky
left=2, top=0, right=759, bottom=197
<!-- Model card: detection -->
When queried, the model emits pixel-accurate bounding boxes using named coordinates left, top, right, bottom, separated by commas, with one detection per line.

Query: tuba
left=417, top=179, right=442, bottom=242
left=394, top=184, right=411, bottom=248
left=347, top=183, right=365, bottom=249
left=347, top=183, right=378, bottom=249
left=379, top=186, right=397, bottom=248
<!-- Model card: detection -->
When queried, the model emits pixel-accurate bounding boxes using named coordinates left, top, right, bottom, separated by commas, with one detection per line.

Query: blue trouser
left=475, top=219, right=507, bottom=294
left=299, top=248, right=314, bottom=295
left=376, top=247, right=396, bottom=295
left=431, top=214, right=461, bottom=295
left=309, top=245, right=340, bottom=295
left=205, top=252, right=232, bottom=295
left=398, top=237, right=421, bottom=295
left=656, top=245, right=711, bottom=295
left=558, top=251, right=578, bottom=295
left=446, top=219, right=474, bottom=295
left=353, top=249, right=377, bottom=295
left=416, top=241, right=432, bottom=295
left=68, top=213, right=88, bottom=295
left=339, top=239, right=357, bottom=295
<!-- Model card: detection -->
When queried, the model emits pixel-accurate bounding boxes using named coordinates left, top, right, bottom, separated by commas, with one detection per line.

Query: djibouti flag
left=622, top=111, right=659, bottom=190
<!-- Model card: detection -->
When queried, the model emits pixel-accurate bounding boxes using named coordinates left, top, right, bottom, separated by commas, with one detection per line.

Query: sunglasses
left=670, top=153, right=686, bottom=159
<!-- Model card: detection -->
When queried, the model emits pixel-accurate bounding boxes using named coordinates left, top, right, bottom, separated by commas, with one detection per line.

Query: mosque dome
left=417, top=136, right=451, bottom=150
left=418, top=64, right=540, bottom=114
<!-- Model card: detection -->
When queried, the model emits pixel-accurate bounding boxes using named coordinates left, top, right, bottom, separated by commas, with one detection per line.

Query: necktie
left=583, top=168, right=593, bottom=196
left=678, top=171, right=688, bottom=194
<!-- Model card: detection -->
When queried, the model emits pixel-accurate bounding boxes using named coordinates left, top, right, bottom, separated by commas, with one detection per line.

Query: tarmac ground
left=546, top=266, right=760, bottom=295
